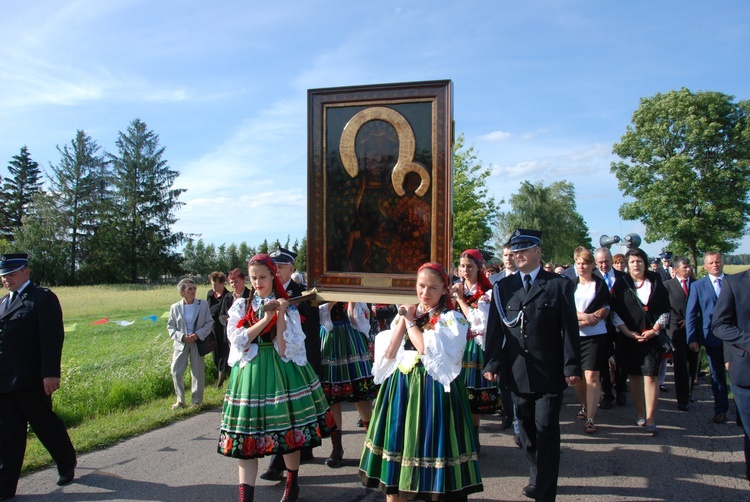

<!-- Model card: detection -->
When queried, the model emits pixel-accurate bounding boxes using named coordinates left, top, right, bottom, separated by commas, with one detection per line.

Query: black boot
left=239, top=483, right=254, bottom=502
left=325, top=430, right=343, bottom=468
left=280, top=469, right=299, bottom=502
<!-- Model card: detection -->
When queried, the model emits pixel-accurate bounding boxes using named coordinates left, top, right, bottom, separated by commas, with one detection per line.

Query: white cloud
left=479, top=130, right=513, bottom=142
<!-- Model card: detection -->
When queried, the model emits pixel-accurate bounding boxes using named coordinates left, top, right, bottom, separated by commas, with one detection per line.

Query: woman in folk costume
left=217, top=254, right=335, bottom=502
left=452, top=249, right=501, bottom=452
left=359, top=262, right=483, bottom=501
left=318, top=301, right=377, bottom=467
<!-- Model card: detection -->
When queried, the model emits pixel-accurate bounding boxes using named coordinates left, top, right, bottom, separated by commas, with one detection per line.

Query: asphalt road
left=16, top=367, right=750, bottom=501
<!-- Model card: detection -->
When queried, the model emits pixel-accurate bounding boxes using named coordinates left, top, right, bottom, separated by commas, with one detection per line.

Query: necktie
left=4, top=292, right=15, bottom=312
left=715, top=277, right=722, bottom=296
left=604, top=273, right=612, bottom=290
left=681, top=279, right=688, bottom=296
left=523, top=274, right=531, bottom=294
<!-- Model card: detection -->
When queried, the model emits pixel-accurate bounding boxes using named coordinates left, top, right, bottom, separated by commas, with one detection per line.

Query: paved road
left=16, top=368, right=750, bottom=501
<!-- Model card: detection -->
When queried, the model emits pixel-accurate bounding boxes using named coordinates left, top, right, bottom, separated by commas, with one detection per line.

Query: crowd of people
left=2, top=234, right=749, bottom=501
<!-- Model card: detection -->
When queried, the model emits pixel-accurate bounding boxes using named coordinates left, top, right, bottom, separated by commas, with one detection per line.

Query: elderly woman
left=167, top=278, right=213, bottom=410
left=611, top=248, right=670, bottom=436
left=571, top=247, right=611, bottom=434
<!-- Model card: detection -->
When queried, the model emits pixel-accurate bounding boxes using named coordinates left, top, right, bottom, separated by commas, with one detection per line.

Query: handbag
left=656, top=330, right=675, bottom=354
left=196, top=333, right=217, bottom=356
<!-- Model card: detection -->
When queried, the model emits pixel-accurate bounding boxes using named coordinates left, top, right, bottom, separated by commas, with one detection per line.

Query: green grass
left=22, top=283, right=226, bottom=473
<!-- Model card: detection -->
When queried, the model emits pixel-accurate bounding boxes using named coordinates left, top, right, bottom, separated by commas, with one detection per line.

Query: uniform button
left=525, top=349, right=529, bottom=353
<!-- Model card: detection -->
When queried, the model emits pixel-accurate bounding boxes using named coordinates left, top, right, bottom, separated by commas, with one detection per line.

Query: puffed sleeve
left=350, top=302, right=372, bottom=335
left=463, top=291, right=491, bottom=348
left=421, top=310, right=469, bottom=391
left=275, top=306, right=308, bottom=365
left=319, top=303, right=333, bottom=333
left=226, top=298, right=258, bottom=367
left=372, top=317, right=404, bottom=384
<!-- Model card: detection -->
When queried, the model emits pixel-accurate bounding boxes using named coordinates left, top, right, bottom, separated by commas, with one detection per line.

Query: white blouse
left=372, top=310, right=469, bottom=392
left=319, top=302, right=371, bottom=335
left=226, top=295, right=307, bottom=368
left=461, top=284, right=492, bottom=348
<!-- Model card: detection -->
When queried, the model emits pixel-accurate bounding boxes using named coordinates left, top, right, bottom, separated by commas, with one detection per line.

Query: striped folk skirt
left=359, top=364, right=483, bottom=500
left=460, top=336, right=501, bottom=414
left=217, top=342, right=336, bottom=459
left=320, top=322, right=377, bottom=404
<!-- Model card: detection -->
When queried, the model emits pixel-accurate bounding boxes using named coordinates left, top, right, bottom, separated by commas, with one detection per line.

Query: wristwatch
left=407, top=322, right=416, bottom=329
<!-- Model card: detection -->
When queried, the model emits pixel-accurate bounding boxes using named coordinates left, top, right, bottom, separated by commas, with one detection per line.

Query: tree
left=13, top=191, right=70, bottom=285
left=611, top=88, right=750, bottom=267
left=108, top=119, right=186, bottom=282
left=497, top=180, right=592, bottom=265
left=47, top=130, right=107, bottom=280
left=452, top=134, right=500, bottom=263
left=1, top=146, right=43, bottom=241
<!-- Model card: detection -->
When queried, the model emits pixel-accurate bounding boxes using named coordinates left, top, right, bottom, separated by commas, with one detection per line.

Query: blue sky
left=2, top=1, right=749, bottom=262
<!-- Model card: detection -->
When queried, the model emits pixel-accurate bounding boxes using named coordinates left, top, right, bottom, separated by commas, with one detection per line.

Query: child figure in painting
left=217, top=254, right=335, bottom=502
left=359, top=262, right=483, bottom=501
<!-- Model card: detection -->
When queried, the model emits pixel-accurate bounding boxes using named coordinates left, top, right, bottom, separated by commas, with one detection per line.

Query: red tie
left=681, top=279, right=688, bottom=296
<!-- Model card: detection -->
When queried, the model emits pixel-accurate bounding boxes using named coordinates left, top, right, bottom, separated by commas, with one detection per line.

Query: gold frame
left=307, top=80, right=453, bottom=302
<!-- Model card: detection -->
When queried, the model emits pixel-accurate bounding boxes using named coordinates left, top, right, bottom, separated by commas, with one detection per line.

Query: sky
left=1, top=1, right=749, bottom=263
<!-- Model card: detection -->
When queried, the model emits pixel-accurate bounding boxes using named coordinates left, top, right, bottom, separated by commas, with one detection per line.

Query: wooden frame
left=307, top=80, right=453, bottom=302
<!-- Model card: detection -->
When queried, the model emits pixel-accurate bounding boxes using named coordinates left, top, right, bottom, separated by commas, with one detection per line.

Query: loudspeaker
left=599, top=234, right=621, bottom=248
left=623, top=233, right=642, bottom=249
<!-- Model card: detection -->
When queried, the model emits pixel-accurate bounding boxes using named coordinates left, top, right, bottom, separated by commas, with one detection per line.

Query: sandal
left=576, top=405, right=587, bottom=420
left=585, top=418, right=597, bottom=434
left=635, top=418, right=646, bottom=427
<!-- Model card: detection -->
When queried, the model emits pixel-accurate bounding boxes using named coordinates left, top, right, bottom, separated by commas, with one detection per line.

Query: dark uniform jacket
left=712, top=270, right=750, bottom=387
left=484, top=269, right=581, bottom=394
left=0, top=283, right=65, bottom=394
left=664, top=277, right=690, bottom=343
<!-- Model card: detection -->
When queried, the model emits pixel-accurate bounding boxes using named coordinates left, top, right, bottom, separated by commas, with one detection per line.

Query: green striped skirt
left=218, top=342, right=335, bottom=459
left=359, top=363, right=483, bottom=500
left=320, top=322, right=377, bottom=404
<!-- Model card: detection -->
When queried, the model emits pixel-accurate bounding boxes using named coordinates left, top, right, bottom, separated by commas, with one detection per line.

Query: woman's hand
left=276, top=298, right=289, bottom=314
left=451, top=282, right=464, bottom=297
left=399, top=304, right=417, bottom=322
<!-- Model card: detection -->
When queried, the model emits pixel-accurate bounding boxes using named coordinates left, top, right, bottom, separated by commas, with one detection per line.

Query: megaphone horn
left=599, top=234, right=621, bottom=249
left=623, top=233, right=642, bottom=249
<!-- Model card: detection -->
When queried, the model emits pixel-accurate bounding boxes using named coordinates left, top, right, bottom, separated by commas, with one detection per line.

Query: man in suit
left=686, top=251, right=729, bottom=423
left=488, top=242, right=517, bottom=284
left=593, top=247, right=628, bottom=408
left=260, top=247, right=321, bottom=481
left=663, top=256, right=694, bottom=411
left=711, top=268, right=750, bottom=484
left=657, top=252, right=673, bottom=282
left=484, top=229, right=581, bottom=501
left=0, top=254, right=77, bottom=500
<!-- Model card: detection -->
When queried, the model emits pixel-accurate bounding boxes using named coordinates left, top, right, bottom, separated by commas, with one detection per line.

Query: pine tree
left=1, top=146, right=43, bottom=241
left=108, top=119, right=186, bottom=282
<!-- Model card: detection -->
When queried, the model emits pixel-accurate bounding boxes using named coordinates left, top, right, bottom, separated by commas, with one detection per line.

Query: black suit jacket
left=0, top=283, right=65, bottom=394
left=712, top=270, right=750, bottom=387
left=664, top=277, right=690, bottom=343
left=484, top=269, right=581, bottom=394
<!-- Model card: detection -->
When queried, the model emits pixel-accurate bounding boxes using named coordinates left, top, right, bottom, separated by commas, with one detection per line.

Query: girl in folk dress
left=319, top=301, right=377, bottom=467
left=452, top=249, right=501, bottom=451
left=217, top=254, right=335, bottom=502
left=359, top=262, right=483, bottom=501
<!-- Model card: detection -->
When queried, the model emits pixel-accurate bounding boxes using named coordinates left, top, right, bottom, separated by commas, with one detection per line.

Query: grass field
left=23, top=283, right=226, bottom=473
